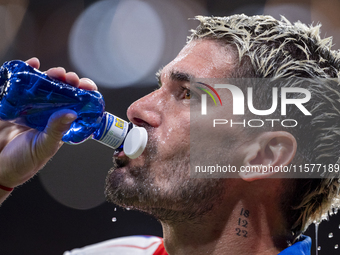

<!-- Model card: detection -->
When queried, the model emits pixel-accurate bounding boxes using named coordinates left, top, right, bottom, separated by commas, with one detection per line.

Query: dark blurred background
left=0, top=0, right=340, bottom=254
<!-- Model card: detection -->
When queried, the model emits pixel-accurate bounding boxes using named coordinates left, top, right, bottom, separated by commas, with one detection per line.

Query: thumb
left=44, top=109, right=78, bottom=142
left=0, top=110, right=78, bottom=187
left=33, top=109, right=77, bottom=162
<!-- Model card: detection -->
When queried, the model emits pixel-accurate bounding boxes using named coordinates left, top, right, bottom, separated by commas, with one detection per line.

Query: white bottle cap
left=123, top=127, right=148, bottom=159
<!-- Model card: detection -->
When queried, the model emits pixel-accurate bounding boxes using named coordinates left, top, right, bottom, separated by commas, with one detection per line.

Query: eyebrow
left=170, top=70, right=192, bottom=82
left=156, top=68, right=193, bottom=87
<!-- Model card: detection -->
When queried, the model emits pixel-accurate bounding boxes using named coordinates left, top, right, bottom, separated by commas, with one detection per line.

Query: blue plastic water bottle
left=0, top=60, right=147, bottom=159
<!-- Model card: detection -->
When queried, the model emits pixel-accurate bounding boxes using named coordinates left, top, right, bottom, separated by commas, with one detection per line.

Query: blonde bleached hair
left=188, top=14, right=340, bottom=235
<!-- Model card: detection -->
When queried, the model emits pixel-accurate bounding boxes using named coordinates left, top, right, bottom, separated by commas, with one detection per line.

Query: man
left=0, top=14, right=339, bottom=254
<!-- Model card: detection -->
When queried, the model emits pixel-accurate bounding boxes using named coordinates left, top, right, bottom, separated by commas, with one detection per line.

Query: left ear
left=238, top=131, right=297, bottom=182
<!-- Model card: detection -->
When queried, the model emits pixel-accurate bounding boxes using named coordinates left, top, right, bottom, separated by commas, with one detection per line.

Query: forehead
left=160, top=39, right=236, bottom=81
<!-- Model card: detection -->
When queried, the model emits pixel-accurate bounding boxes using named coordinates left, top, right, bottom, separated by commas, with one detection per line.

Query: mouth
left=112, top=126, right=152, bottom=168
left=113, top=149, right=126, bottom=158
left=112, top=153, right=130, bottom=169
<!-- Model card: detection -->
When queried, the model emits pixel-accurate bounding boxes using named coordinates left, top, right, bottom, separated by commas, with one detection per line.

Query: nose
left=127, top=90, right=162, bottom=128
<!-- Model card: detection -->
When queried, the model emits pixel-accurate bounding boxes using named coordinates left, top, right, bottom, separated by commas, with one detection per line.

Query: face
left=105, top=39, right=246, bottom=222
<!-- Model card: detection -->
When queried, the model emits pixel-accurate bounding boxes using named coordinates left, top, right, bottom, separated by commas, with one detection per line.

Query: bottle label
left=98, top=113, right=129, bottom=149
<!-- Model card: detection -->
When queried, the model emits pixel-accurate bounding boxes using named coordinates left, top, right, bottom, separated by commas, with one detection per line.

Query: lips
left=112, top=154, right=130, bottom=168
left=113, top=149, right=126, bottom=158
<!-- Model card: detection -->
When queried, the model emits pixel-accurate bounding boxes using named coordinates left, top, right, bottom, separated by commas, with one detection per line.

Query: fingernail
left=83, top=78, right=96, bottom=86
left=61, top=113, right=77, bottom=125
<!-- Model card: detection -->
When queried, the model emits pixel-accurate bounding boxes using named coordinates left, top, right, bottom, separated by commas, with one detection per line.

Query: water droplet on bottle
left=112, top=217, right=117, bottom=222
left=329, top=232, right=333, bottom=238
left=335, top=244, right=339, bottom=249
left=317, top=246, right=321, bottom=251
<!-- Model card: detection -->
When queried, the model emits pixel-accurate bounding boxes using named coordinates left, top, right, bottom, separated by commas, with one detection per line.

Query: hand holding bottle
left=0, top=58, right=97, bottom=203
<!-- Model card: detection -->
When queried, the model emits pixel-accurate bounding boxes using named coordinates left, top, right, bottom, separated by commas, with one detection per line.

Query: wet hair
left=188, top=14, right=340, bottom=235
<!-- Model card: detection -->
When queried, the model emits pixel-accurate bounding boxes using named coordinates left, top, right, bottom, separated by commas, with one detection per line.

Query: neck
left=160, top=181, right=293, bottom=255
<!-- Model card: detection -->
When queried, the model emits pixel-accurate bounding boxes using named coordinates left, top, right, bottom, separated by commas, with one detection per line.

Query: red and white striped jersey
left=64, top=236, right=168, bottom=255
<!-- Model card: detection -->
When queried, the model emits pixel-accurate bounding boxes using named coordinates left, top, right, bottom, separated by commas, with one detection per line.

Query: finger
left=45, top=67, right=67, bottom=82
left=43, top=109, right=77, bottom=143
left=78, top=78, right=98, bottom=91
left=65, top=72, right=80, bottom=88
left=25, top=57, right=40, bottom=69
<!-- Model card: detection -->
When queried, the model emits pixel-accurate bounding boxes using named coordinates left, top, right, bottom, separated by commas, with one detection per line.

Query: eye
left=184, top=89, right=191, bottom=100
left=180, top=85, right=191, bottom=100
